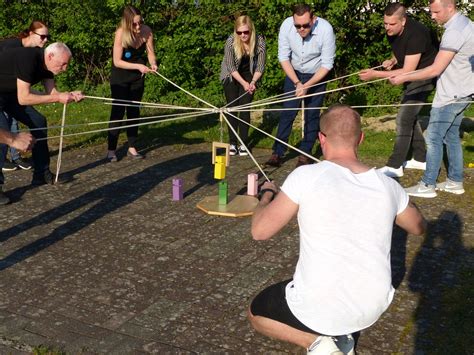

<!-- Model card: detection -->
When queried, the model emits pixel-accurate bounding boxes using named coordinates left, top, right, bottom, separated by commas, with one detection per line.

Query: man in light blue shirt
left=265, top=3, right=336, bottom=168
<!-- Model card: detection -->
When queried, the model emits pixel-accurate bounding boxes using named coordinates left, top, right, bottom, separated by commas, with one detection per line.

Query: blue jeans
left=0, top=95, right=49, bottom=185
left=272, top=72, right=326, bottom=157
left=422, top=101, right=469, bottom=185
left=8, top=117, right=20, bottom=161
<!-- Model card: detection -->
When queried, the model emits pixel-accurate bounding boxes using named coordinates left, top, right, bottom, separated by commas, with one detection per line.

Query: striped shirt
left=219, top=34, right=266, bottom=82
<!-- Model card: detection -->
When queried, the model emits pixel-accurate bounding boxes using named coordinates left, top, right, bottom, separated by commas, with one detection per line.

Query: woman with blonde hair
left=107, top=5, right=157, bottom=162
left=220, top=15, right=266, bottom=156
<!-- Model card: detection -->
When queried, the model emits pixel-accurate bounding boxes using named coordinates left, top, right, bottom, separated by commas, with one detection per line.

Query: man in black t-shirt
left=0, top=42, right=82, bottom=204
left=359, top=2, right=438, bottom=178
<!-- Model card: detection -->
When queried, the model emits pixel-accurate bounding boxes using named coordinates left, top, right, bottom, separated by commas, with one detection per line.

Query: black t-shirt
left=111, top=42, right=146, bottom=84
left=0, top=47, right=54, bottom=94
left=0, top=37, right=22, bottom=52
left=238, top=54, right=251, bottom=74
left=388, top=17, right=438, bottom=70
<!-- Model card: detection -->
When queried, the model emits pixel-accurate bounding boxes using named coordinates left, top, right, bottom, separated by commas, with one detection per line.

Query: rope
left=55, top=104, right=67, bottom=183
left=35, top=110, right=210, bottom=142
left=235, top=65, right=384, bottom=110
left=219, top=113, right=270, bottom=182
left=152, top=71, right=218, bottom=110
left=223, top=108, right=321, bottom=164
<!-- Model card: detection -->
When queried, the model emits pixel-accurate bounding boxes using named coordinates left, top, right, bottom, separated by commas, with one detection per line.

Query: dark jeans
left=108, top=77, right=145, bottom=151
left=273, top=72, right=326, bottom=157
left=386, top=80, right=434, bottom=168
left=223, top=72, right=253, bottom=146
left=0, top=95, right=49, bottom=185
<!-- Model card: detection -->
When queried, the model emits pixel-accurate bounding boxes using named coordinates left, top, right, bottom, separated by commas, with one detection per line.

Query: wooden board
left=196, top=195, right=259, bottom=217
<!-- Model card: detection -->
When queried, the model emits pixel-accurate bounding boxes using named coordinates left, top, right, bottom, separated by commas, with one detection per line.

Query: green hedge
left=0, top=0, right=472, bottom=115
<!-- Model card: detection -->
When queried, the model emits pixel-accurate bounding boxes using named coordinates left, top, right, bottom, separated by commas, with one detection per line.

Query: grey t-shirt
left=433, top=12, right=474, bottom=107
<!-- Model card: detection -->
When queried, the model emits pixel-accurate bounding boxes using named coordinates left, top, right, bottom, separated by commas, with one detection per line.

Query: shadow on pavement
left=409, top=211, right=472, bottom=354
left=0, top=152, right=211, bottom=270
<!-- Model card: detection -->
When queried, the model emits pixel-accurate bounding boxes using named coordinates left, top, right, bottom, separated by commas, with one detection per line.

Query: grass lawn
left=34, top=101, right=474, bottom=165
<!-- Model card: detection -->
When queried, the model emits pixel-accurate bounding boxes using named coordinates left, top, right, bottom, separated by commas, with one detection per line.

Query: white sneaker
left=403, top=159, right=426, bottom=170
left=378, top=165, right=404, bottom=178
left=333, top=334, right=355, bottom=355
left=238, top=145, right=249, bottom=156
left=307, top=336, right=343, bottom=354
left=405, top=181, right=437, bottom=198
left=436, top=179, right=464, bottom=195
left=229, top=144, right=237, bottom=156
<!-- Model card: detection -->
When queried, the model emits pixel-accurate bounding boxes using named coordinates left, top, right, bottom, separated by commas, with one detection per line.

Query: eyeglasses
left=294, top=23, right=312, bottom=30
left=34, top=32, right=49, bottom=41
left=132, top=20, right=143, bottom=27
left=319, top=131, right=327, bottom=138
left=236, top=30, right=250, bottom=36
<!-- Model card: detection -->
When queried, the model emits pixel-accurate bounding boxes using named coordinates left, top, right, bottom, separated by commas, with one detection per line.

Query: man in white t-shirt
left=248, top=104, right=426, bottom=354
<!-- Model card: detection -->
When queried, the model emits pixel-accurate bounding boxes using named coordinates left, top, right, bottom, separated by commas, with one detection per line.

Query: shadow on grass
left=409, top=211, right=473, bottom=353
left=0, top=151, right=213, bottom=270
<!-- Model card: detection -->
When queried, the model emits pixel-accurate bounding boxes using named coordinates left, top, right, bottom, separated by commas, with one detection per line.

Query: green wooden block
left=218, top=180, right=228, bottom=205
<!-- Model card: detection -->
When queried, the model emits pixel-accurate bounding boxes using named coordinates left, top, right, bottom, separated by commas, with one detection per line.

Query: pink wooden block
left=247, top=173, right=258, bottom=196
left=172, top=178, right=183, bottom=201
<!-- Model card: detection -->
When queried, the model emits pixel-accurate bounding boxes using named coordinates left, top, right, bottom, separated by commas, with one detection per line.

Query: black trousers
left=108, top=77, right=145, bottom=151
left=223, top=71, right=253, bottom=146
left=386, top=79, right=434, bottom=168
left=0, top=94, right=49, bottom=185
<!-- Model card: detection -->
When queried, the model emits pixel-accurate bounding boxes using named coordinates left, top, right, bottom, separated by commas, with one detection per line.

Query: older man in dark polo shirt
left=0, top=42, right=83, bottom=205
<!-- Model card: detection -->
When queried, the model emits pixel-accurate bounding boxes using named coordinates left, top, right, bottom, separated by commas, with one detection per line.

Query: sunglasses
left=133, top=20, right=143, bottom=27
left=34, top=32, right=49, bottom=41
left=236, top=30, right=250, bottom=35
left=294, top=23, right=312, bottom=30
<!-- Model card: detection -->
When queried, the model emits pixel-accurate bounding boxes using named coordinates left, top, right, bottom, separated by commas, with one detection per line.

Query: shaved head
left=320, top=105, right=362, bottom=148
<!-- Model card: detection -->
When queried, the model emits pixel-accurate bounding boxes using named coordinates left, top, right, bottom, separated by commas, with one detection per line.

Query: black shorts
left=250, top=279, right=318, bottom=334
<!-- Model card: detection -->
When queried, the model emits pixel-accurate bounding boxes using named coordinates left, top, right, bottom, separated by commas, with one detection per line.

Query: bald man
left=248, top=104, right=426, bottom=354
left=390, top=0, right=473, bottom=197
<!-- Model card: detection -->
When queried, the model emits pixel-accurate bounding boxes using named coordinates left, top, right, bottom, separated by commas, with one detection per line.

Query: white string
left=230, top=100, right=474, bottom=112
left=223, top=108, right=321, bottom=164
left=22, top=110, right=210, bottom=133
left=235, top=65, right=385, bottom=110
left=55, top=104, right=67, bottom=183
left=35, top=110, right=210, bottom=142
left=152, top=71, right=218, bottom=110
left=219, top=113, right=270, bottom=182
left=230, top=77, right=389, bottom=111
left=84, top=95, right=212, bottom=112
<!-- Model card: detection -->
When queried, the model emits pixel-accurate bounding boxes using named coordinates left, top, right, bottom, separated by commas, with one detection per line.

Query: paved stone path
left=0, top=143, right=472, bottom=354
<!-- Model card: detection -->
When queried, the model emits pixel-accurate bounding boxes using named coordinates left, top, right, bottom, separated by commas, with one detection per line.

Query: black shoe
left=2, top=161, right=18, bottom=172
left=295, top=155, right=314, bottom=169
left=265, top=153, right=282, bottom=167
left=31, top=170, right=55, bottom=186
left=0, top=189, right=10, bottom=205
left=13, top=158, right=32, bottom=170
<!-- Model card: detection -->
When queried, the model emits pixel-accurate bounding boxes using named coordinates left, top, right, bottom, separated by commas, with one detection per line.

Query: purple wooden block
left=172, top=178, right=183, bottom=201
left=247, top=173, right=258, bottom=196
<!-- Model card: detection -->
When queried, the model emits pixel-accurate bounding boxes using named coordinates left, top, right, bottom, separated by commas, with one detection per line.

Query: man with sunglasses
left=0, top=42, right=83, bottom=204
left=266, top=3, right=336, bottom=168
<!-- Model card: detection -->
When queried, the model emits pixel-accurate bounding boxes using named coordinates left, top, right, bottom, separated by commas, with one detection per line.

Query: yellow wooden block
left=214, top=156, right=226, bottom=179
left=212, top=142, right=230, bottom=166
